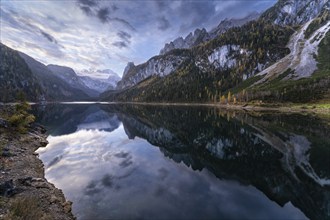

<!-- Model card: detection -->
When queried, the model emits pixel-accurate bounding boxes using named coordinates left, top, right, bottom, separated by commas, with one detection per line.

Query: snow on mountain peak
left=77, top=69, right=121, bottom=93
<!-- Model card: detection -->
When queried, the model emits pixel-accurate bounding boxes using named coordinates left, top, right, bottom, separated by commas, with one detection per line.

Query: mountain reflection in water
left=34, top=104, right=330, bottom=220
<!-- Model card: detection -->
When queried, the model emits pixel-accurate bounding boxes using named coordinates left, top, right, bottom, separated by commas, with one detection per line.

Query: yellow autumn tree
left=227, top=91, right=231, bottom=104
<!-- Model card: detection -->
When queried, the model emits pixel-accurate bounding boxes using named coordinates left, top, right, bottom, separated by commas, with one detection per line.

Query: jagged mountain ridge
left=159, top=28, right=210, bottom=55
left=116, top=19, right=286, bottom=91
left=209, top=12, right=260, bottom=38
left=106, top=0, right=329, bottom=103
left=159, top=12, right=260, bottom=55
left=104, top=20, right=293, bottom=100
left=118, top=12, right=261, bottom=90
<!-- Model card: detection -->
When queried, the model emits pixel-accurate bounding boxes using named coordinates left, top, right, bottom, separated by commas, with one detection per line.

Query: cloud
left=22, top=41, right=64, bottom=59
left=111, top=4, right=119, bottom=11
left=176, top=1, right=217, bottom=32
left=158, top=16, right=170, bottom=31
left=117, top=31, right=131, bottom=43
left=1, top=7, right=58, bottom=45
left=112, top=41, right=128, bottom=49
left=97, top=7, right=110, bottom=23
left=40, top=30, right=58, bottom=44
left=0, top=8, right=29, bottom=31
left=155, top=1, right=167, bottom=10
left=76, top=0, right=135, bottom=31
left=115, top=53, right=132, bottom=64
left=77, top=0, right=97, bottom=16
left=78, top=0, right=97, bottom=7
left=0, top=6, right=63, bottom=59
left=80, top=6, right=93, bottom=16
left=110, top=17, right=136, bottom=31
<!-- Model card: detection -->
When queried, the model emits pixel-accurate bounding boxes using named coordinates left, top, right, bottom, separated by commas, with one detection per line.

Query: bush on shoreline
left=8, top=92, right=35, bottom=134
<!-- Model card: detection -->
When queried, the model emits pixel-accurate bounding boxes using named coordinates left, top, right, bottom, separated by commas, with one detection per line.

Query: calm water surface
left=33, top=104, right=330, bottom=220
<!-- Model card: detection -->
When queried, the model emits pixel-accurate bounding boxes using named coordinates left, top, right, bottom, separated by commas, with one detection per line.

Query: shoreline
left=2, top=101, right=330, bottom=115
left=0, top=106, right=75, bottom=219
left=2, top=101, right=330, bottom=117
left=120, top=101, right=330, bottom=115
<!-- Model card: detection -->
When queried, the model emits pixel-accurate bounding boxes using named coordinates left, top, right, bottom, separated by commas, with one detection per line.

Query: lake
left=33, top=103, right=330, bottom=220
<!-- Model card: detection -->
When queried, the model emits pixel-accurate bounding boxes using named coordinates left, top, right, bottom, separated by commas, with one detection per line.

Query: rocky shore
left=0, top=105, right=74, bottom=219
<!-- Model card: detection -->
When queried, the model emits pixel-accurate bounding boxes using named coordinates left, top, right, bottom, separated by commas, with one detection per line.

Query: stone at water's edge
left=0, top=180, right=15, bottom=197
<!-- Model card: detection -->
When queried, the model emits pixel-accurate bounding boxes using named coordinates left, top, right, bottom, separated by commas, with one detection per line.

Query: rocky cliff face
left=159, top=28, right=210, bottom=55
left=122, top=62, right=135, bottom=78
left=117, top=51, right=190, bottom=90
left=261, top=0, right=329, bottom=25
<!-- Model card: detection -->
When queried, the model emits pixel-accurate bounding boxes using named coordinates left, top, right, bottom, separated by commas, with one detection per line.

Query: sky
left=0, top=0, right=276, bottom=77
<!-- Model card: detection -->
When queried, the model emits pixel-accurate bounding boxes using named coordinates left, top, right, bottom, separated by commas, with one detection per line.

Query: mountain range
left=102, top=0, right=330, bottom=103
left=1, top=0, right=329, bottom=104
left=0, top=44, right=120, bottom=102
left=159, top=12, right=260, bottom=55
left=78, top=69, right=121, bottom=93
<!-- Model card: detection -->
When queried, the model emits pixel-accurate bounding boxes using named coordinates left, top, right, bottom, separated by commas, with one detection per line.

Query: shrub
left=8, top=92, right=35, bottom=133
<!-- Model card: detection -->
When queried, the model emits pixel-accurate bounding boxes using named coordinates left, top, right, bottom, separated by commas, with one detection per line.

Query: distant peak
left=77, top=68, right=119, bottom=80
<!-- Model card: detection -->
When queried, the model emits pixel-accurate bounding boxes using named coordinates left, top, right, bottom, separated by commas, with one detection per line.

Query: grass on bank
left=5, top=92, right=35, bottom=134
left=4, top=196, right=47, bottom=220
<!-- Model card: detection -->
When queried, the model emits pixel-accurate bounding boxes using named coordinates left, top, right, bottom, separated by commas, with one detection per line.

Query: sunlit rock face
left=207, top=45, right=240, bottom=70
left=117, top=54, right=189, bottom=89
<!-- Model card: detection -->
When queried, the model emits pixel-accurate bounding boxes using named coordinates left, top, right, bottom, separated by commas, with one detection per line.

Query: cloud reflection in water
left=37, top=123, right=306, bottom=220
